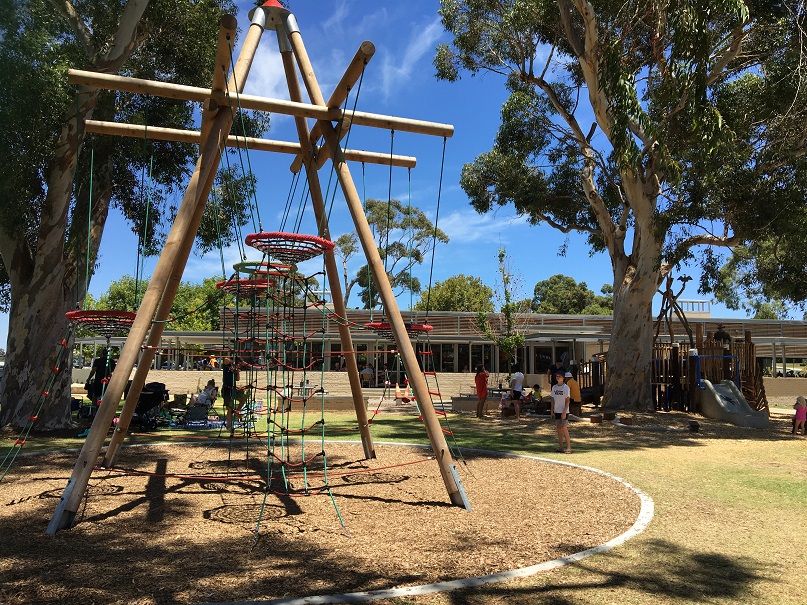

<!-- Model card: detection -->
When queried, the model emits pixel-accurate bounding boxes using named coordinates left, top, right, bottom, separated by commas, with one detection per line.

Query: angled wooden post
left=105, top=15, right=239, bottom=467
left=280, top=14, right=467, bottom=507
left=47, top=8, right=269, bottom=533
left=278, top=38, right=376, bottom=458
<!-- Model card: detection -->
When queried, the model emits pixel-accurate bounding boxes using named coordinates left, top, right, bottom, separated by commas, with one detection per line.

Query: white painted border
left=16, top=440, right=653, bottom=604
left=214, top=441, right=655, bottom=605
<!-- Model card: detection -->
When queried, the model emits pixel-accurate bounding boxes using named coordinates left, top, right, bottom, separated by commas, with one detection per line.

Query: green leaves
left=532, top=274, right=613, bottom=315
left=414, top=274, right=494, bottom=312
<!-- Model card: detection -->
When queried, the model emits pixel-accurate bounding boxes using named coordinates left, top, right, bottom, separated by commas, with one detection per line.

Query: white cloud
left=380, top=18, right=444, bottom=100
left=242, top=43, right=289, bottom=101
left=322, top=0, right=350, bottom=35
left=439, top=210, right=530, bottom=244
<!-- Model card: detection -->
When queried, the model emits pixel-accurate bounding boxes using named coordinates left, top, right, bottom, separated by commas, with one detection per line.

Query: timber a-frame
left=48, top=1, right=468, bottom=534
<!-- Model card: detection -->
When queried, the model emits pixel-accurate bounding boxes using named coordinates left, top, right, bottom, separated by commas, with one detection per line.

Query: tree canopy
left=92, top=275, right=232, bottom=332
left=414, top=274, right=494, bottom=312
left=335, top=199, right=448, bottom=309
left=436, top=0, right=807, bottom=410
left=0, top=0, right=267, bottom=429
left=532, top=274, right=613, bottom=315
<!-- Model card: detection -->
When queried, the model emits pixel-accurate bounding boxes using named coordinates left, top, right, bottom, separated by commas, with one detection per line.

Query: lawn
left=2, top=406, right=805, bottom=604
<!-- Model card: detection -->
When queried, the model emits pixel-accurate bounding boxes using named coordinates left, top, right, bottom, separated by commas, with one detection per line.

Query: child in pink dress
left=795, top=396, right=807, bottom=435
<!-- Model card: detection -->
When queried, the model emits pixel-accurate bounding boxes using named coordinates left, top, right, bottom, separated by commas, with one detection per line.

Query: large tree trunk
left=601, top=237, right=662, bottom=411
left=0, top=1, right=146, bottom=430
left=601, top=275, right=657, bottom=411
left=0, top=270, right=75, bottom=429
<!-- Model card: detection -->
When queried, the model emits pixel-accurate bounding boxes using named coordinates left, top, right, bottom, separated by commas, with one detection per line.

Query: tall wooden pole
left=282, top=15, right=466, bottom=507
left=278, top=37, right=375, bottom=459
left=104, top=15, right=239, bottom=467
left=82, top=119, right=417, bottom=168
left=47, top=10, right=269, bottom=534
left=68, top=69, right=454, bottom=137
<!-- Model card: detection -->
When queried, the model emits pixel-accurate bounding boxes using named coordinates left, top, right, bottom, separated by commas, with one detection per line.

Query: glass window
left=330, top=342, right=342, bottom=370
left=533, top=346, right=553, bottom=374
left=458, top=343, right=470, bottom=373
left=441, top=344, right=455, bottom=372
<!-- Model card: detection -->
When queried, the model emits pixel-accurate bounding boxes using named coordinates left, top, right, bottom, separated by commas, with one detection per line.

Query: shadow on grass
left=322, top=410, right=799, bottom=459
left=433, top=538, right=768, bottom=605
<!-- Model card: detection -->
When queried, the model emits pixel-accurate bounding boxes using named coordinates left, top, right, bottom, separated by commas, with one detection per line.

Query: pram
left=125, top=381, right=170, bottom=430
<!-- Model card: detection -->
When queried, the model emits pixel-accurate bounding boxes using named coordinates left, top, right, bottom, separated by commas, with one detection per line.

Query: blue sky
left=0, top=0, right=758, bottom=349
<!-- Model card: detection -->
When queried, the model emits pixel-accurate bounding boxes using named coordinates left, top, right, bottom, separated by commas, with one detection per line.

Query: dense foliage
left=532, top=274, right=613, bottom=315
left=414, top=274, right=494, bottom=312
left=435, top=0, right=807, bottom=409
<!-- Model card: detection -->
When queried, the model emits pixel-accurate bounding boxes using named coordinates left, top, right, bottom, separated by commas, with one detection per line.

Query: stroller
left=125, top=381, right=170, bottom=430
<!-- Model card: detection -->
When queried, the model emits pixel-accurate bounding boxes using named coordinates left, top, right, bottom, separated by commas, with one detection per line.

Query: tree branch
left=47, top=0, right=96, bottom=58
left=708, top=21, right=749, bottom=85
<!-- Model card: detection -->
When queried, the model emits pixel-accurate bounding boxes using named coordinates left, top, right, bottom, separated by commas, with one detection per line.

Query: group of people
left=474, top=359, right=580, bottom=454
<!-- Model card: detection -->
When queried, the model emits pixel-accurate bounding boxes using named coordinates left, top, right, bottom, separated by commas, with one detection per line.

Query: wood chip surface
left=0, top=442, right=640, bottom=604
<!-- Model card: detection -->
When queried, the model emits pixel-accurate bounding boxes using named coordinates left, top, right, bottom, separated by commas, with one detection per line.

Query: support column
left=48, top=11, right=267, bottom=533
left=282, top=16, right=466, bottom=507
left=278, top=36, right=375, bottom=459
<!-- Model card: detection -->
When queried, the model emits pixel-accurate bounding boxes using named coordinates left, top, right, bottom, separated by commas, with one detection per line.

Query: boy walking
left=551, top=370, right=572, bottom=454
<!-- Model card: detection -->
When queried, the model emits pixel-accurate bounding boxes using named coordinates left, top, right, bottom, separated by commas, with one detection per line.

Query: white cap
left=564, top=371, right=573, bottom=378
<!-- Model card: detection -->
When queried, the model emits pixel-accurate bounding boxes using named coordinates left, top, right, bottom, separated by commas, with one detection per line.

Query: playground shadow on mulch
left=0, top=442, right=642, bottom=605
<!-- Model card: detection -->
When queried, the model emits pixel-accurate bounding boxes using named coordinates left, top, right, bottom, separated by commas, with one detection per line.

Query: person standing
left=551, top=371, right=572, bottom=454
left=222, top=358, right=239, bottom=433
left=86, top=348, right=116, bottom=404
left=509, top=364, right=525, bottom=420
left=547, top=360, right=566, bottom=387
left=794, top=395, right=806, bottom=435
left=474, top=364, right=489, bottom=418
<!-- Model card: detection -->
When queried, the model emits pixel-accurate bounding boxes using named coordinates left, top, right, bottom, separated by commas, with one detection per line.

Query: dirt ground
left=0, top=441, right=639, bottom=605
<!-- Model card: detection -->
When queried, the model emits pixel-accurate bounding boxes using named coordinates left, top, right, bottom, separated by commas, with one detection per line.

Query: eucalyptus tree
left=337, top=198, right=449, bottom=309
left=0, top=0, right=268, bottom=429
left=436, top=0, right=807, bottom=410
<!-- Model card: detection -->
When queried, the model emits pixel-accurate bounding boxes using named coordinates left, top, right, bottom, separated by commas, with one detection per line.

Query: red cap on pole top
left=248, top=0, right=292, bottom=29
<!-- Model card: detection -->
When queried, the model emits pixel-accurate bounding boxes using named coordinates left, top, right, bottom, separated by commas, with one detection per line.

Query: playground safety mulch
left=0, top=442, right=640, bottom=604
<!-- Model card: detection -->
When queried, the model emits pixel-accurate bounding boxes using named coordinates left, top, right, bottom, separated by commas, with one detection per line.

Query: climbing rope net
left=218, top=232, right=344, bottom=531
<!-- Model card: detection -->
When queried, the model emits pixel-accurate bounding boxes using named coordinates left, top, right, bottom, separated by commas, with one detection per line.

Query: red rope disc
left=66, top=310, right=137, bottom=339
left=216, top=277, right=276, bottom=296
left=245, top=232, right=334, bottom=263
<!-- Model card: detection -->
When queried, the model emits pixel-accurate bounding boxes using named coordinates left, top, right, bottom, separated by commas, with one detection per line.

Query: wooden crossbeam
left=68, top=68, right=454, bottom=138
left=83, top=120, right=417, bottom=169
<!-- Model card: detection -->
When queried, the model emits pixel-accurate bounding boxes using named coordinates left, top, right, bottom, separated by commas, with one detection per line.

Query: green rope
left=324, top=66, right=366, bottom=226
left=407, top=167, right=414, bottom=313
left=224, top=40, right=263, bottom=233
left=135, top=151, right=153, bottom=308
left=210, top=188, right=227, bottom=279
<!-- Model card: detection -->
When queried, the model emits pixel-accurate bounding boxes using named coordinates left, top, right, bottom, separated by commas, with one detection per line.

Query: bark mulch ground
left=0, top=441, right=640, bottom=604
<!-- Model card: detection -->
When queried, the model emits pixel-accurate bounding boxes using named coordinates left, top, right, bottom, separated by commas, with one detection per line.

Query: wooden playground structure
left=649, top=327, right=769, bottom=414
left=48, top=1, right=468, bottom=534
